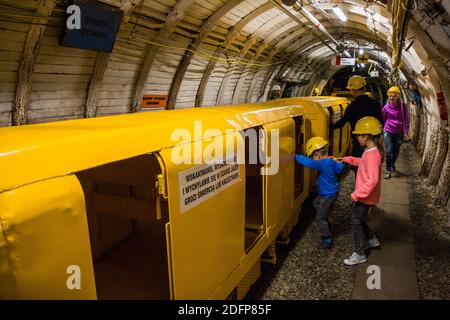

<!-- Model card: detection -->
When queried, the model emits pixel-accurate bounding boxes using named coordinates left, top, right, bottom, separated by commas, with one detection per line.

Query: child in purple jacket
left=382, top=86, right=410, bottom=179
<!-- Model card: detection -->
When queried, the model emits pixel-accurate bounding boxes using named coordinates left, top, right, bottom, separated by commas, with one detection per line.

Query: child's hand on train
left=330, top=156, right=344, bottom=162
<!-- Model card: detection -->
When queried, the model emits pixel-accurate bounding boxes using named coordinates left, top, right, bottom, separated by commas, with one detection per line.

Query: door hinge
left=155, top=173, right=167, bottom=199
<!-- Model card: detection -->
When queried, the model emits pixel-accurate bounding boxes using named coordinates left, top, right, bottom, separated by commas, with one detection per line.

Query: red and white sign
left=331, top=55, right=355, bottom=66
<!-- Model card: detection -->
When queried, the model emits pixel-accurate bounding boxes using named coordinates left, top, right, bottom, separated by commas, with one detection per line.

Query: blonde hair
left=369, top=134, right=385, bottom=163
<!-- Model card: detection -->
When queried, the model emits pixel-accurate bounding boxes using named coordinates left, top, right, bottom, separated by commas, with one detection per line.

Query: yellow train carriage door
left=75, top=154, right=171, bottom=300
left=158, top=133, right=245, bottom=300
left=262, top=119, right=295, bottom=239
left=0, top=175, right=97, bottom=299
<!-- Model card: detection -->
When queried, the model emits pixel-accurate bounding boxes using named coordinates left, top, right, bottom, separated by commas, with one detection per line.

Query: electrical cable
left=117, top=34, right=287, bottom=67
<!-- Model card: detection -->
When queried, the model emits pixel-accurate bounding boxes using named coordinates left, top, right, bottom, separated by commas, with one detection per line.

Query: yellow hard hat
left=388, top=86, right=401, bottom=94
left=313, top=87, right=320, bottom=94
left=352, top=116, right=383, bottom=135
left=306, top=137, right=329, bottom=156
left=347, top=75, right=366, bottom=90
left=365, top=91, right=372, bottom=97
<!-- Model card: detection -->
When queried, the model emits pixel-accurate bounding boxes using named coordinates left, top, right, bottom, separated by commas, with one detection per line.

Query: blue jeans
left=384, top=132, right=403, bottom=172
left=313, top=194, right=338, bottom=238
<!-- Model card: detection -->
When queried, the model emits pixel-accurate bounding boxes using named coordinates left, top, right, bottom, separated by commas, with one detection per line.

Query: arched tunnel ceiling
left=1, top=0, right=450, bottom=125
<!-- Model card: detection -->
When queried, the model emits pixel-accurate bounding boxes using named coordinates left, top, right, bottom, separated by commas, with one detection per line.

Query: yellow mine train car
left=266, top=96, right=351, bottom=158
left=0, top=97, right=350, bottom=300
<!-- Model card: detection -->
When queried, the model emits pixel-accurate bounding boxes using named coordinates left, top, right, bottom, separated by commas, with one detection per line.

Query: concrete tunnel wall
left=0, top=0, right=449, bottom=220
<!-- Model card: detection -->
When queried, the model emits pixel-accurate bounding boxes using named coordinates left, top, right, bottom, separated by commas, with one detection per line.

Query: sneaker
left=367, top=237, right=380, bottom=248
left=344, top=252, right=367, bottom=266
left=318, top=237, right=333, bottom=249
left=384, top=171, right=391, bottom=179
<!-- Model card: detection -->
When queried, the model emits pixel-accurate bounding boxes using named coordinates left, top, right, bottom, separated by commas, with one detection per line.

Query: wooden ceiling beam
left=12, top=0, right=56, bottom=126
left=130, top=0, right=196, bottom=112
left=84, top=0, right=143, bottom=118
left=166, top=0, right=245, bottom=109
left=195, top=2, right=274, bottom=107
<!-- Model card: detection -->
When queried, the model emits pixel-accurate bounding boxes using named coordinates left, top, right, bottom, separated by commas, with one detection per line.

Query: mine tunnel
left=0, top=0, right=449, bottom=301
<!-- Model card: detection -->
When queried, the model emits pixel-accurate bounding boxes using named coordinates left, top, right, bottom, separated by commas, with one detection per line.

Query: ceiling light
left=332, top=5, right=347, bottom=22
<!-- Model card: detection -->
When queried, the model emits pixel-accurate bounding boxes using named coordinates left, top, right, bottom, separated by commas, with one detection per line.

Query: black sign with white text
left=60, top=0, right=122, bottom=52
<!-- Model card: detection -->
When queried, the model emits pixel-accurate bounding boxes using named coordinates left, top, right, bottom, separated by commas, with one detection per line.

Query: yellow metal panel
left=266, top=98, right=329, bottom=139
left=0, top=175, right=96, bottom=299
left=236, top=258, right=260, bottom=300
left=268, top=97, right=351, bottom=158
left=159, top=134, right=246, bottom=299
left=0, top=104, right=304, bottom=193
left=263, top=119, right=295, bottom=238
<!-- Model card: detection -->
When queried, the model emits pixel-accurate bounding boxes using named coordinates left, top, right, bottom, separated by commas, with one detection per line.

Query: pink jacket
left=343, top=147, right=382, bottom=205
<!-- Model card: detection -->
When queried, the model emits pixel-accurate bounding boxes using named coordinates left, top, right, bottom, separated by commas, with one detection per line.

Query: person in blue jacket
left=295, top=136, right=345, bottom=249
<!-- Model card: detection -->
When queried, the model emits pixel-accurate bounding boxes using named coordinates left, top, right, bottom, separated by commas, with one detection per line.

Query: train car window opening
left=243, top=127, right=264, bottom=252
left=326, top=106, right=335, bottom=153
left=293, top=116, right=304, bottom=199
left=76, top=154, right=170, bottom=299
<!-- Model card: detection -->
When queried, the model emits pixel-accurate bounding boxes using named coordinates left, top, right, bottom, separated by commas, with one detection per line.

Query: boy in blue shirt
left=295, top=137, right=345, bottom=249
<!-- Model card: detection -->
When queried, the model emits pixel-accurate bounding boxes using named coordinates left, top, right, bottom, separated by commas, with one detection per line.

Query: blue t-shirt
left=295, top=155, right=345, bottom=198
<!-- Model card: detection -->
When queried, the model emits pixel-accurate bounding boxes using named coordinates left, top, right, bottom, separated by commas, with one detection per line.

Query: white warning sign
left=178, top=161, right=241, bottom=213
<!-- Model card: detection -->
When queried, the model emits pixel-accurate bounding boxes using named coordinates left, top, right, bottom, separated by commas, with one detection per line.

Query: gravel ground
left=246, top=143, right=450, bottom=300
left=403, top=143, right=450, bottom=300
left=245, top=170, right=357, bottom=300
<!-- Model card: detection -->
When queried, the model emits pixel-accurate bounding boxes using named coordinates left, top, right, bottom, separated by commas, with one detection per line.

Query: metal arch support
left=130, top=0, right=196, bottom=112
left=269, top=30, right=394, bottom=95
left=84, top=0, right=144, bottom=118
left=219, top=3, right=380, bottom=104
left=195, top=2, right=275, bottom=107
left=264, top=19, right=390, bottom=60
left=12, top=0, right=56, bottom=126
left=257, top=7, right=392, bottom=59
left=218, top=37, right=258, bottom=105
left=166, top=0, right=246, bottom=109
left=214, top=10, right=290, bottom=105
left=280, top=26, right=391, bottom=67
left=218, top=14, right=302, bottom=104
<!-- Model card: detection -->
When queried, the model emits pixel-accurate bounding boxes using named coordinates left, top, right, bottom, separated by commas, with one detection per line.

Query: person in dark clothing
left=268, top=84, right=282, bottom=100
left=409, top=82, right=422, bottom=108
left=333, top=75, right=383, bottom=160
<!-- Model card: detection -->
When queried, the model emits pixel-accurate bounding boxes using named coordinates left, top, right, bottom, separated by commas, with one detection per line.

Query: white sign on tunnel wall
left=178, top=161, right=241, bottom=213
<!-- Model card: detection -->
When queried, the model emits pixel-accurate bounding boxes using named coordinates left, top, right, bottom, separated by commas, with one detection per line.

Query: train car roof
left=0, top=103, right=305, bottom=192
left=275, top=96, right=349, bottom=107
left=296, top=96, right=350, bottom=108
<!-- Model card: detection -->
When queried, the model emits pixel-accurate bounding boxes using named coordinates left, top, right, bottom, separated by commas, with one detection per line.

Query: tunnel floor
left=245, top=143, right=450, bottom=300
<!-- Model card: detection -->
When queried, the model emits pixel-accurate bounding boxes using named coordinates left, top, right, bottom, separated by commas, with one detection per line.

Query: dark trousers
left=313, top=194, right=338, bottom=238
left=351, top=201, right=374, bottom=255
left=384, top=132, right=403, bottom=172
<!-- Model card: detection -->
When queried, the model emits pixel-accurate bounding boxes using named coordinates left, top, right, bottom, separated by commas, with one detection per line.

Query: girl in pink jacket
left=341, top=117, right=383, bottom=266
